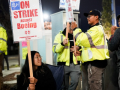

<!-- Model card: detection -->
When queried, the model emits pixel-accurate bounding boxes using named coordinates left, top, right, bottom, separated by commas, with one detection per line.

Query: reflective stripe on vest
left=85, top=32, right=108, bottom=49
left=75, top=32, right=82, bottom=40
left=61, top=35, right=63, bottom=42
left=64, top=46, right=68, bottom=49
left=53, top=43, right=58, bottom=46
left=85, top=33, right=94, bottom=47
left=0, top=38, right=7, bottom=42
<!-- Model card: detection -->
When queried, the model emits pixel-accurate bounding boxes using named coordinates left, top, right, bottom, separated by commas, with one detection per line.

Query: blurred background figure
left=0, top=26, right=7, bottom=90
left=44, top=21, right=52, bottom=30
left=108, top=14, right=120, bottom=90
left=2, top=52, right=9, bottom=70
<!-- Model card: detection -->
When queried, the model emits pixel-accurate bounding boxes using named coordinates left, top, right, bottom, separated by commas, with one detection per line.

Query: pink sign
left=22, top=41, right=27, bottom=47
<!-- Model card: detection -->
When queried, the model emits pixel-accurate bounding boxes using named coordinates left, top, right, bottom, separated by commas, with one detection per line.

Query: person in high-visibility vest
left=108, top=14, right=120, bottom=89
left=71, top=9, right=110, bottom=90
left=52, top=19, right=81, bottom=90
left=0, top=26, right=7, bottom=90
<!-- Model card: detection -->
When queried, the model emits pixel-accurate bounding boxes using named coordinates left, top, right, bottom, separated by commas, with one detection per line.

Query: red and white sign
left=65, top=0, right=74, bottom=22
left=10, top=0, right=43, bottom=41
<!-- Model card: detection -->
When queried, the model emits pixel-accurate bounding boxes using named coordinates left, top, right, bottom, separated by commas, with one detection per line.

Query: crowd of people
left=0, top=9, right=120, bottom=90
left=52, top=9, right=120, bottom=90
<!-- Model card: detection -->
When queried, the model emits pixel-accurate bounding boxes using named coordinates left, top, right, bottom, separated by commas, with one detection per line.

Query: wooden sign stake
left=27, top=40, right=33, bottom=77
left=66, top=22, right=69, bottom=38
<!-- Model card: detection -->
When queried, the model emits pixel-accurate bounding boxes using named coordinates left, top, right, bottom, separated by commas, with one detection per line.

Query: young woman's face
left=33, top=53, right=42, bottom=66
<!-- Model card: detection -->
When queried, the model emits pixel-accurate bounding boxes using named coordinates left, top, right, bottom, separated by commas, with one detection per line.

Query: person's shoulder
left=55, top=31, right=64, bottom=37
left=113, top=28, right=120, bottom=35
left=58, top=31, right=63, bottom=35
left=116, top=27, right=120, bottom=32
left=0, top=26, right=6, bottom=31
left=43, top=63, right=52, bottom=71
left=89, top=25, right=102, bottom=32
left=74, top=28, right=82, bottom=31
left=42, top=63, right=50, bottom=70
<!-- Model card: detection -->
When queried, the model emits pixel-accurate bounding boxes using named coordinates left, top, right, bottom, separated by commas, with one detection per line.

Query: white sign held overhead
left=65, top=0, right=74, bottom=22
left=59, top=0, right=80, bottom=10
left=9, top=0, right=43, bottom=41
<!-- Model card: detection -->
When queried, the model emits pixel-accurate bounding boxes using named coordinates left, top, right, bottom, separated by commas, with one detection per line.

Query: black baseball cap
left=117, top=14, right=120, bottom=20
left=84, top=9, right=102, bottom=18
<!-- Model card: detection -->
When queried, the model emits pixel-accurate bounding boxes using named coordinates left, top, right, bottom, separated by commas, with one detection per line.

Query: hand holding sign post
left=65, top=0, right=77, bottom=64
left=9, top=0, right=43, bottom=87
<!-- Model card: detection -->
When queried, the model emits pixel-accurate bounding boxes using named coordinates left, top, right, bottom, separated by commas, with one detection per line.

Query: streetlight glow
left=43, top=13, right=49, bottom=20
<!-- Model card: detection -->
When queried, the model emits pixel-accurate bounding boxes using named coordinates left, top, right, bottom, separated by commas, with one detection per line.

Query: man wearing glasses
left=71, top=9, right=110, bottom=90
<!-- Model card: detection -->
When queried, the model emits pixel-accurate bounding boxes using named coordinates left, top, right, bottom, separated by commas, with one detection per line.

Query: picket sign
left=59, top=0, right=80, bottom=11
left=65, top=0, right=77, bottom=64
left=9, top=0, right=43, bottom=78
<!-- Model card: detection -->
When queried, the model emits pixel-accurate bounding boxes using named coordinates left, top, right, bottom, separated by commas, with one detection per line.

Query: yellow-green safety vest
left=0, top=27, right=7, bottom=55
left=52, top=31, right=81, bottom=66
left=73, top=25, right=110, bottom=63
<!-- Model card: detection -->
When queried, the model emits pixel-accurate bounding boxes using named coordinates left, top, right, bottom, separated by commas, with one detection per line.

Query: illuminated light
left=43, top=13, right=49, bottom=20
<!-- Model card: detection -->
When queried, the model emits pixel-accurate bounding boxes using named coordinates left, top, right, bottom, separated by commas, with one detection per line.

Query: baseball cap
left=117, top=14, right=120, bottom=20
left=84, top=9, right=102, bottom=18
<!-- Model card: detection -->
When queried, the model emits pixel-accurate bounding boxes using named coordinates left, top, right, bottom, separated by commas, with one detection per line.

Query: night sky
left=2, top=0, right=103, bottom=32
left=42, top=0, right=103, bottom=32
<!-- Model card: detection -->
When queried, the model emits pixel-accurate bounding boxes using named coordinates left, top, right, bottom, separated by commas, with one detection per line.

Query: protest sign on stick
left=9, top=0, right=43, bottom=78
left=65, top=0, right=74, bottom=38
left=59, top=0, right=80, bottom=11
left=65, top=0, right=77, bottom=64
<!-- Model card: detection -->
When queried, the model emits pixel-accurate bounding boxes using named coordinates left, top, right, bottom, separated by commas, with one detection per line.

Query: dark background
left=41, top=0, right=102, bottom=32
left=2, top=0, right=103, bottom=32
left=1, top=0, right=120, bottom=55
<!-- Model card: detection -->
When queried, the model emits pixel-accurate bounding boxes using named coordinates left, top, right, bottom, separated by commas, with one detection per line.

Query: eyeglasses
left=87, top=15, right=92, bottom=18
left=34, top=56, right=41, bottom=59
left=87, top=15, right=94, bottom=18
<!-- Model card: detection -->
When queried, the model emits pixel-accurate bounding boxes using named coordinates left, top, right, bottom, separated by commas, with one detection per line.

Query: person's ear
left=95, top=16, right=99, bottom=20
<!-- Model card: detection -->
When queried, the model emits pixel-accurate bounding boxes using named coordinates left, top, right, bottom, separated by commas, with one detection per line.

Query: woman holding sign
left=17, top=51, right=56, bottom=90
